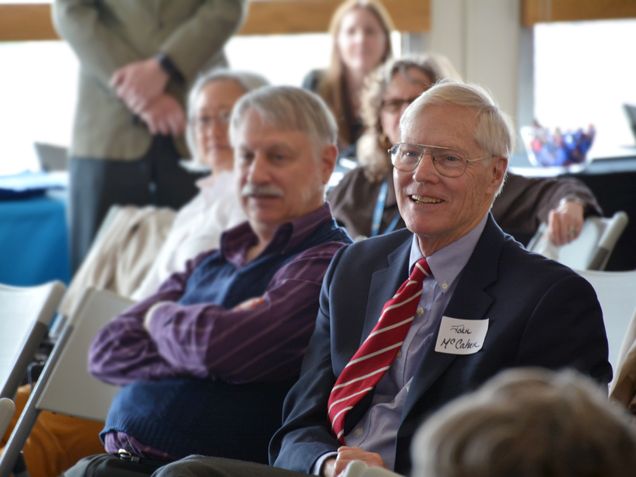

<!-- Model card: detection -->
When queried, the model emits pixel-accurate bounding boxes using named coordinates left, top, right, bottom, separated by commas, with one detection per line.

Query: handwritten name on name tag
left=434, top=316, right=489, bottom=355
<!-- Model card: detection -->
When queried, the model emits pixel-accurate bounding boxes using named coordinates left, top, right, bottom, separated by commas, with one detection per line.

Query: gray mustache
left=241, top=183, right=284, bottom=198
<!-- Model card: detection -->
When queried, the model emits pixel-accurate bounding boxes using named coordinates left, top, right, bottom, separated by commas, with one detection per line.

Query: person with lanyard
left=328, top=55, right=452, bottom=238
left=328, top=55, right=601, bottom=245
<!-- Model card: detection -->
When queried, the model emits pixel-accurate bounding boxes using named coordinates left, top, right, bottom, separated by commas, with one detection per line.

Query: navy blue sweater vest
left=103, top=218, right=349, bottom=463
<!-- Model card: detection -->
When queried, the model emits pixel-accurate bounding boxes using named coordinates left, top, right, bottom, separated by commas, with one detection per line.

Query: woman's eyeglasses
left=380, top=97, right=419, bottom=113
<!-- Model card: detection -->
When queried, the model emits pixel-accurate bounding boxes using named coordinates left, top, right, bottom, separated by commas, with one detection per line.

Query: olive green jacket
left=52, top=0, right=247, bottom=160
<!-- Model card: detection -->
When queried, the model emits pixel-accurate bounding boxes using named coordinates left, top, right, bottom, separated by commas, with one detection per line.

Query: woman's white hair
left=357, top=54, right=457, bottom=182
left=185, top=69, right=269, bottom=163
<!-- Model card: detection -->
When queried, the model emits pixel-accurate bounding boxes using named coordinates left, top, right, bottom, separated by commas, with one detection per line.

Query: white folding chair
left=0, top=397, right=15, bottom=442
left=575, top=269, right=636, bottom=378
left=0, top=287, right=133, bottom=477
left=528, top=211, right=629, bottom=270
left=0, top=281, right=65, bottom=399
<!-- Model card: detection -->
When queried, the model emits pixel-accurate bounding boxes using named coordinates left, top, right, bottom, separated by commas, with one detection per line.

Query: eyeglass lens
left=390, top=144, right=468, bottom=177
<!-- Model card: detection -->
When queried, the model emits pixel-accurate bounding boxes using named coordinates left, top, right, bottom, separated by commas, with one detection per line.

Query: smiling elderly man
left=63, top=86, right=351, bottom=474
left=152, top=81, right=611, bottom=477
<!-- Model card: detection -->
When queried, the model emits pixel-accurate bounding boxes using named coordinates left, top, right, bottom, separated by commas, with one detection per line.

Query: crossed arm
left=89, top=243, right=345, bottom=386
left=53, top=0, right=247, bottom=135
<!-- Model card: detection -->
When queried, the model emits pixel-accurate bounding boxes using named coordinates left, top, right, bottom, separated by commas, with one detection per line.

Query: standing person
left=303, top=0, right=393, bottom=158
left=61, top=86, right=351, bottom=475
left=152, top=81, right=610, bottom=477
left=52, top=0, right=247, bottom=271
left=328, top=55, right=601, bottom=245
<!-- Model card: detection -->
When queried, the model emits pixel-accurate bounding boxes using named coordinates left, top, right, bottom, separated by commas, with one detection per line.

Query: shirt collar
left=408, top=213, right=489, bottom=292
left=220, top=202, right=334, bottom=267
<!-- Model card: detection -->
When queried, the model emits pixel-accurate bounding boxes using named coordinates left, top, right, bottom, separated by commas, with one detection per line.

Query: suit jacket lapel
left=401, top=215, right=504, bottom=420
left=343, top=234, right=411, bottom=432
left=361, top=236, right=411, bottom=341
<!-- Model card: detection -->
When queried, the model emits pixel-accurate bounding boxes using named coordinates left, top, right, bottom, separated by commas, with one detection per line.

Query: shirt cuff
left=143, top=301, right=171, bottom=332
left=313, top=451, right=338, bottom=476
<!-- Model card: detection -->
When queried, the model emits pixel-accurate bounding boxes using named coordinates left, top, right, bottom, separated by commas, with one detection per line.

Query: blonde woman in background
left=302, top=0, right=394, bottom=157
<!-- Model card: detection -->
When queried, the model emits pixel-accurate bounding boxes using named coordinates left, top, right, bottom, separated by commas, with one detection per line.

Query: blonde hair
left=412, top=368, right=636, bottom=477
left=358, top=54, right=457, bottom=182
left=318, top=0, right=394, bottom=147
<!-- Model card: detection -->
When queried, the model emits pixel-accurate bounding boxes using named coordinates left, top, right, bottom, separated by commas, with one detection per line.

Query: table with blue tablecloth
left=0, top=173, right=70, bottom=286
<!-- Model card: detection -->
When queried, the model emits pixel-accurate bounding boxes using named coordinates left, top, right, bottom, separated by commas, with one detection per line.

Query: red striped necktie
left=327, top=257, right=431, bottom=443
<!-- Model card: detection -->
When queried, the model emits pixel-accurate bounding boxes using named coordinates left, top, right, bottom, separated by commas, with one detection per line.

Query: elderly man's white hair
left=400, top=80, right=515, bottom=160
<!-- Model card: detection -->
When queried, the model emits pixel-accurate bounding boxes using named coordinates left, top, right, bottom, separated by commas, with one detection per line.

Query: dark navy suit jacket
left=270, top=215, right=612, bottom=475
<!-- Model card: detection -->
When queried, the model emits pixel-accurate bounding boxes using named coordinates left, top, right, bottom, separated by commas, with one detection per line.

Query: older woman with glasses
left=328, top=56, right=601, bottom=245
left=132, top=69, right=268, bottom=299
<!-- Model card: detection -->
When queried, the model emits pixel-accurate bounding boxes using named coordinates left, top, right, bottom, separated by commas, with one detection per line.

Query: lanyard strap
left=371, top=180, right=402, bottom=237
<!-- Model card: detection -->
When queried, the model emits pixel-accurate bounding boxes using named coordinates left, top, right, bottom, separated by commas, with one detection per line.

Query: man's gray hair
left=186, top=69, right=269, bottom=162
left=229, top=85, right=338, bottom=149
left=400, top=80, right=514, bottom=159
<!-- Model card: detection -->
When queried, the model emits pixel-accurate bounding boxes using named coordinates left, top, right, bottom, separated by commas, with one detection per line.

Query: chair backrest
left=0, top=281, right=65, bottom=399
left=37, top=287, right=134, bottom=420
left=0, top=397, right=15, bottom=443
left=0, top=287, right=133, bottom=476
left=528, top=211, right=629, bottom=270
left=575, top=269, right=636, bottom=374
left=609, top=308, right=636, bottom=403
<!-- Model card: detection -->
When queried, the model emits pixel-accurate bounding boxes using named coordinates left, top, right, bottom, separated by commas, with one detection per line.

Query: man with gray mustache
left=77, top=86, right=352, bottom=469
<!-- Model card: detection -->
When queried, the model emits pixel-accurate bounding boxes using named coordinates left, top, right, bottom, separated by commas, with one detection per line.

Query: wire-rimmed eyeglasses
left=191, top=110, right=232, bottom=130
left=388, top=143, right=491, bottom=178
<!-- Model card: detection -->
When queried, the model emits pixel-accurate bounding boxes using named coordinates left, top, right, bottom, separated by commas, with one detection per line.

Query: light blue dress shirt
left=314, top=214, right=488, bottom=473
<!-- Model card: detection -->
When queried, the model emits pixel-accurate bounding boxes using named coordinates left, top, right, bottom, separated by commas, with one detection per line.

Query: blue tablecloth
left=0, top=192, right=70, bottom=285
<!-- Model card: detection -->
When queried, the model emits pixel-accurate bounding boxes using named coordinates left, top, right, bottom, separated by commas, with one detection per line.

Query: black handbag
left=63, top=451, right=168, bottom=477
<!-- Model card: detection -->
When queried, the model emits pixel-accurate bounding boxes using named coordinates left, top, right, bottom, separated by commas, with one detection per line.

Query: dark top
left=302, top=69, right=362, bottom=159
left=328, top=169, right=602, bottom=244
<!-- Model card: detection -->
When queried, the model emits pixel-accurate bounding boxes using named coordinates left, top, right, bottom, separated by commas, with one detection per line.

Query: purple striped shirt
left=89, top=204, right=349, bottom=457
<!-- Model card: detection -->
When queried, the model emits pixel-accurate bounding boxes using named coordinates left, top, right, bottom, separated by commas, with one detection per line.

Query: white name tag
left=434, top=316, right=489, bottom=355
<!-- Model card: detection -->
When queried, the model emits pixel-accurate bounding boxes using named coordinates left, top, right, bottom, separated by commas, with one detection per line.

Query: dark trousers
left=152, top=456, right=310, bottom=477
left=69, top=136, right=200, bottom=272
